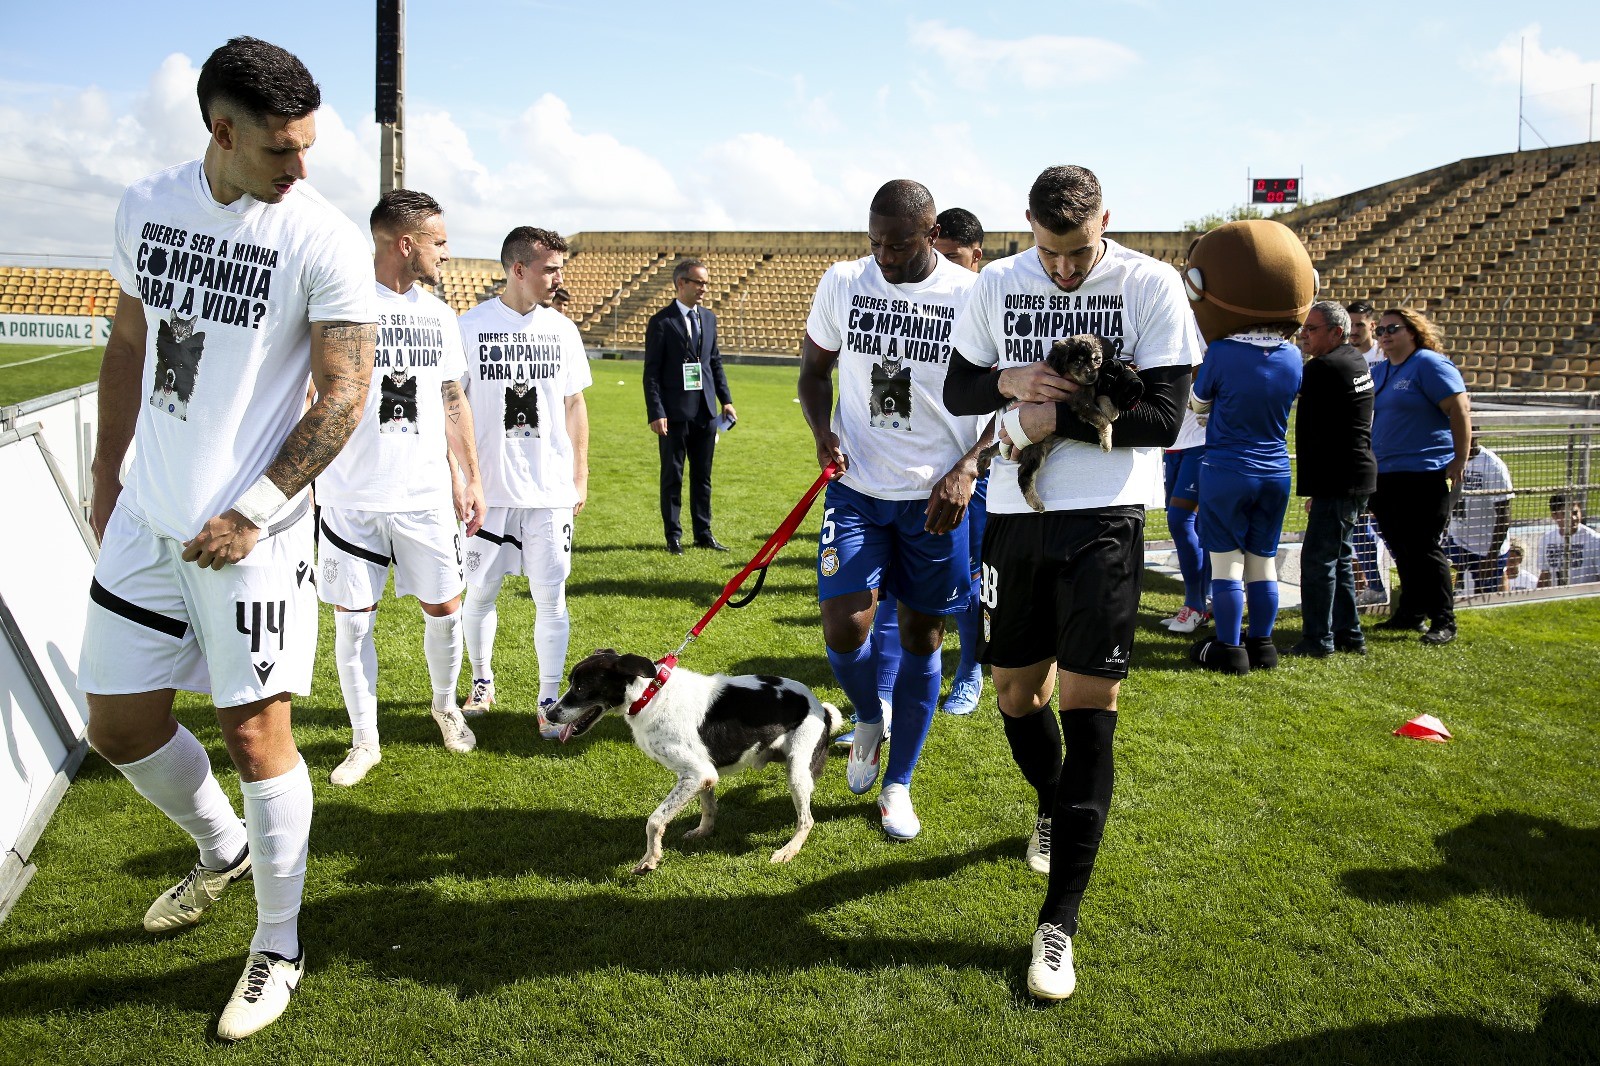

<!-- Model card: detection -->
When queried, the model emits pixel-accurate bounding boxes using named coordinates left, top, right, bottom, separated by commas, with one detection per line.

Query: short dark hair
left=937, top=207, right=984, bottom=247
left=869, top=179, right=935, bottom=221
left=1550, top=493, right=1582, bottom=515
left=196, top=37, right=321, bottom=129
left=673, top=258, right=707, bottom=285
left=500, top=227, right=569, bottom=271
left=370, top=189, right=442, bottom=236
left=1346, top=299, right=1376, bottom=321
left=1028, top=165, right=1103, bottom=234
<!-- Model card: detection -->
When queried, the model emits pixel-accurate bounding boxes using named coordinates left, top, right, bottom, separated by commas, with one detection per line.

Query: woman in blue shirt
left=1369, top=308, right=1471, bottom=645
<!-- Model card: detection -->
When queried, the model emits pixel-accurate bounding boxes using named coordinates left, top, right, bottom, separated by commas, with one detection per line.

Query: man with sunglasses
left=1287, top=301, right=1375, bottom=657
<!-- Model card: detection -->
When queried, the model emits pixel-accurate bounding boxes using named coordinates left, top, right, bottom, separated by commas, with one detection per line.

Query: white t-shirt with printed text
left=805, top=255, right=983, bottom=501
left=950, top=238, right=1204, bottom=514
left=1446, top=447, right=1513, bottom=557
left=1536, top=523, right=1600, bottom=585
left=110, top=160, right=374, bottom=541
left=459, top=297, right=592, bottom=508
left=316, top=281, right=468, bottom=512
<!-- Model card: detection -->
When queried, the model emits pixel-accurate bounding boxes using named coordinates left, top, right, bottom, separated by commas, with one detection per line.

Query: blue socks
left=873, top=591, right=901, bottom=707
left=953, top=592, right=981, bottom=683
left=1168, top=507, right=1208, bottom=611
left=826, top=638, right=882, bottom=725
left=1245, top=580, right=1280, bottom=639
left=1211, top=578, right=1245, bottom=646
left=883, top=647, right=939, bottom=788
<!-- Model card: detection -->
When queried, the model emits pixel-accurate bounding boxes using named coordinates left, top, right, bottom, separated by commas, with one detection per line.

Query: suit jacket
left=644, top=301, right=732, bottom=423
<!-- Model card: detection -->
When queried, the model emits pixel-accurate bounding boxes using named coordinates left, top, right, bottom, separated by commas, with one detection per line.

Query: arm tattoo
left=262, top=321, right=376, bottom=498
left=441, top=380, right=464, bottom=425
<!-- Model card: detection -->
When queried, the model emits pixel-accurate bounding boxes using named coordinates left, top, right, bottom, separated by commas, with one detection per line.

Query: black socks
left=1002, top=703, right=1062, bottom=817
left=1039, top=708, right=1118, bottom=935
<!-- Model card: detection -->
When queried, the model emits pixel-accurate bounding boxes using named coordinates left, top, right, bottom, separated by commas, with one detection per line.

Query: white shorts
left=317, top=505, right=465, bottom=609
left=465, top=506, right=574, bottom=587
left=80, top=501, right=318, bottom=708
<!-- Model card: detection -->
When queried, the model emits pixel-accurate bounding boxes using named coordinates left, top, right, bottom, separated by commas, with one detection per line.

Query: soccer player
left=79, top=38, right=376, bottom=1039
left=943, top=165, right=1200, bottom=1000
left=458, top=227, right=591, bottom=734
left=799, top=179, right=984, bottom=840
left=316, top=189, right=485, bottom=785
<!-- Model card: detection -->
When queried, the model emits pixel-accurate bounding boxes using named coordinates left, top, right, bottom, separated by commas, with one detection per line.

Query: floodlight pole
left=377, top=0, right=406, bottom=195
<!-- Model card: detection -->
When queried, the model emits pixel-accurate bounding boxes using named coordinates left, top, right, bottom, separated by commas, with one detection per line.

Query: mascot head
left=1183, top=219, right=1316, bottom=345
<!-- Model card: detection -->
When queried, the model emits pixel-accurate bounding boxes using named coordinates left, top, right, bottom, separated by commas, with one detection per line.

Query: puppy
left=979, top=334, right=1145, bottom=511
left=545, top=649, right=845, bottom=874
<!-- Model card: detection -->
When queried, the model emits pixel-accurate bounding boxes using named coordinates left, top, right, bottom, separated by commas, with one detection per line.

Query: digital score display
left=1252, top=178, right=1299, bottom=205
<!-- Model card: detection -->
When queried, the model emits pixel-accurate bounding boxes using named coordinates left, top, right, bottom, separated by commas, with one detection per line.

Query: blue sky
left=2, top=1, right=1597, bottom=260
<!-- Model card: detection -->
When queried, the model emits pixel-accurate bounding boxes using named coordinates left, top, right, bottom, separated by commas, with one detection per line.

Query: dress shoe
left=694, top=535, right=730, bottom=552
left=666, top=538, right=683, bottom=555
left=1420, top=623, right=1457, bottom=646
left=1376, top=615, right=1427, bottom=632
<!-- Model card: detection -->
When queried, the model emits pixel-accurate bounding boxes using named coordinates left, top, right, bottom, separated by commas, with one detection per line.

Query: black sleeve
left=1053, top=363, right=1192, bottom=448
left=943, top=349, right=1007, bottom=415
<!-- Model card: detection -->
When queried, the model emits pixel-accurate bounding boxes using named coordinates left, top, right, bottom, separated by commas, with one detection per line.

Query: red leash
left=627, top=460, right=840, bottom=716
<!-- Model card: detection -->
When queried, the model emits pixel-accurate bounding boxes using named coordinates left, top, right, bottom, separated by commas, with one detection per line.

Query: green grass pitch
left=2, top=360, right=1597, bottom=1063
left=0, top=342, right=104, bottom=407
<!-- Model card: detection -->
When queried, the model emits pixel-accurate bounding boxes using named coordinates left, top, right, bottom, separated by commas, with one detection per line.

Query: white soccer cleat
left=462, top=677, right=495, bottom=716
left=142, top=845, right=251, bottom=932
left=537, top=699, right=568, bottom=742
left=1167, top=605, right=1210, bottom=634
left=1026, top=815, right=1052, bottom=874
left=1027, top=923, right=1077, bottom=1001
left=216, top=949, right=303, bottom=1041
left=846, top=717, right=886, bottom=795
left=431, top=705, right=477, bottom=753
left=329, top=743, right=381, bottom=786
left=878, top=782, right=921, bottom=841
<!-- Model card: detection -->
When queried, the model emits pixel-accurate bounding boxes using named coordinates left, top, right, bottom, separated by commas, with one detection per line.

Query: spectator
left=1287, top=301, right=1376, bottom=658
left=1537, top=494, right=1600, bottom=587
left=1345, top=299, right=1388, bottom=605
left=1504, top=542, right=1538, bottom=591
left=1445, top=434, right=1512, bottom=594
left=1369, top=307, right=1470, bottom=645
left=1347, top=300, right=1381, bottom=366
left=551, top=286, right=573, bottom=318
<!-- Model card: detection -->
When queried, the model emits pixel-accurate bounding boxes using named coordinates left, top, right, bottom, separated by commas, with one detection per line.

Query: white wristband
left=234, top=476, right=288, bottom=529
left=1001, top=407, right=1035, bottom=451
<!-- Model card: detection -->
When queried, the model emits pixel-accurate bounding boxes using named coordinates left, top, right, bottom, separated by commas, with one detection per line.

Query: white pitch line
left=0, top=344, right=93, bottom=369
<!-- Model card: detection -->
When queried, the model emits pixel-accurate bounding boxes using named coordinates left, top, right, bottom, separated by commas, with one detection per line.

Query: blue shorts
left=817, top=481, right=971, bottom=616
left=1164, top=446, right=1205, bottom=505
left=1198, top=465, right=1291, bottom=557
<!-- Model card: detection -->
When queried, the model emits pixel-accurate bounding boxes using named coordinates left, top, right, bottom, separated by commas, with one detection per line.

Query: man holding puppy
left=943, top=165, right=1200, bottom=1000
left=798, top=179, right=985, bottom=842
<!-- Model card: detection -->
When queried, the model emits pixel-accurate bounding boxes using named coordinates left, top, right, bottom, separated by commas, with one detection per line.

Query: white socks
left=114, top=726, right=247, bottom=871
left=241, top=757, right=312, bottom=959
left=531, top=582, right=569, bottom=701
left=463, top=577, right=502, bottom=681
left=424, top=611, right=463, bottom=709
left=334, top=610, right=379, bottom=748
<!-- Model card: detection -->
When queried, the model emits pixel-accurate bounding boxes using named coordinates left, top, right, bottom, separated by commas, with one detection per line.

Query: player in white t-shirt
left=799, top=180, right=985, bottom=842
left=1445, top=436, right=1512, bottom=594
left=77, top=38, right=377, bottom=1041
left=458, top=227, right=592, bottom=735
left=314, top=190, right=486, bottom=785
left=943, top=165, right=1201, bottom=1002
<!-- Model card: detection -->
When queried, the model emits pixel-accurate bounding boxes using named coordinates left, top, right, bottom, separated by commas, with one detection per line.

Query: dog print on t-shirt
left=869, top=356, right=912, bottom=431
left=149, top=313, right=206, bottom=421
left=378, top=369, right=418, bottom=434
left=505, top=378, right=540, bottom=438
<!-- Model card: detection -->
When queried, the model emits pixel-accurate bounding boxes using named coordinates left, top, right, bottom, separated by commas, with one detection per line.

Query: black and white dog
left=544, top=649, right=844, bottom=874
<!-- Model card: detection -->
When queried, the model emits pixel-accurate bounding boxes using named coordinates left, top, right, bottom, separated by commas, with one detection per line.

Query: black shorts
left=977, top=506, right=1145, bottom=680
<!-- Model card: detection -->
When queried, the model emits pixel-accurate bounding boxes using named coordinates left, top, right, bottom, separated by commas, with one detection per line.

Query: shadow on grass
left=1340, top=811, right=1600, bottom=926
left=1111, top=994, right=1599, bottom=1065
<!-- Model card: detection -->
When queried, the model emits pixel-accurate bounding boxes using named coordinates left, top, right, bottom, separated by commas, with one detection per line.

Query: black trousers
left=1371, top=469, right=1455, bottom=627
left=659, top=416, right=716, bottom=542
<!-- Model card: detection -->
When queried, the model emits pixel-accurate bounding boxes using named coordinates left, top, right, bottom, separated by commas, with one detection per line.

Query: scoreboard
left=1251, top=178, right=1299, bottom=205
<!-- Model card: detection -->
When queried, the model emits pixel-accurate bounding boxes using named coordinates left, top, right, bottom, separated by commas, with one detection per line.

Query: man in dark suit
left=644, top=257, right=736, bottom=554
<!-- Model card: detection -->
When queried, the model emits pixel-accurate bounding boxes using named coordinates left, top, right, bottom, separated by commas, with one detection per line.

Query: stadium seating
left=5, top=142, right=1594, bottom=389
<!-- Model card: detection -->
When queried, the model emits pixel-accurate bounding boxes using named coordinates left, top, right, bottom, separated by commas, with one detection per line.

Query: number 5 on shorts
left=821, top=507, right=837, bottom=545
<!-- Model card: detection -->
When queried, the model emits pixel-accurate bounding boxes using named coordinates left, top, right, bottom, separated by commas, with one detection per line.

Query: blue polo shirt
left=1370, top=349, right=1465, bottom=472
left=1193, top=336, right=1303, bottom=476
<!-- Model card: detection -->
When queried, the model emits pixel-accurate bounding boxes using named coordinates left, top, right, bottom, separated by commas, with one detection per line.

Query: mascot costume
left=1182, top=220, right=1316, bottom=674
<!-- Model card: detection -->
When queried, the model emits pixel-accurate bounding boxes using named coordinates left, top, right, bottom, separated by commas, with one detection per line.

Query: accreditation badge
left=682, top=362, right=703, bottom=390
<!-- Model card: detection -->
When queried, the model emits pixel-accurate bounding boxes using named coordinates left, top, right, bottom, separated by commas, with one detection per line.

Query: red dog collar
left=626, top=655, right=677, bottom=716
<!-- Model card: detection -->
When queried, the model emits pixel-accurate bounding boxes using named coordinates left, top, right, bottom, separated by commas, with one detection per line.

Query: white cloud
left=699, top=133, right=853, bottom=229
left=908, top=19, right=1140, bottom=92
left=1478, top=25, right=1600, bottom=142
